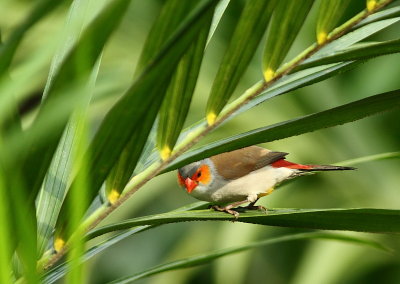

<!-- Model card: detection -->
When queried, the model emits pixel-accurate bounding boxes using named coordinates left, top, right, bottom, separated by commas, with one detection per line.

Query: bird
left=177, top=146, right=355, bottom=218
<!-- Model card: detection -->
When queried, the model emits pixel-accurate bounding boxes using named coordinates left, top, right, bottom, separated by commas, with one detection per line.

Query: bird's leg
left=245, top=199, right=267, bottom=213
left=212, top=199, right=250, bottom=219
left=244, top=188, right=274, bottom=213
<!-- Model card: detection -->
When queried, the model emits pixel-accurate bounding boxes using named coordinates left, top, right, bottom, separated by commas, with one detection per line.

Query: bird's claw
left=245, top=205, right=267, bottom=213
left=211, top=203, right=267, bottom=219
left=211, top=205, right=240, bottom=219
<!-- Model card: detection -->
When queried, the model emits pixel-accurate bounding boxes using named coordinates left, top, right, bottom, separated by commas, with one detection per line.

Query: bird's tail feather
left=300, top=165, right=356, bottom=171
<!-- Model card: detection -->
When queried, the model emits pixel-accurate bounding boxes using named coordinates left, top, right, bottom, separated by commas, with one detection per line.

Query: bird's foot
left=245, top=204, right=267, bottom=213
left=211, top=205, right=240, bottom=219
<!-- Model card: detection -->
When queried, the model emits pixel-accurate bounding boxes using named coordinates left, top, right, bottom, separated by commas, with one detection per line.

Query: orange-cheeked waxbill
left=177, top=146, right=355, bottom=217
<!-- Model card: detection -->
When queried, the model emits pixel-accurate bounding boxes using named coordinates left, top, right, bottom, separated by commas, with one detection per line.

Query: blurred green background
left=2, top=0, right=400, bottom=283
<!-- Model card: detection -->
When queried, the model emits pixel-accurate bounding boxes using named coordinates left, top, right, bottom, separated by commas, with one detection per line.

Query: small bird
left=178, top=146, right=355, bottom=217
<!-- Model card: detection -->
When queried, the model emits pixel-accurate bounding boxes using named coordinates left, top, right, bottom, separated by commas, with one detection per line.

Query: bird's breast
left=191, top=166, right=295, bottom=203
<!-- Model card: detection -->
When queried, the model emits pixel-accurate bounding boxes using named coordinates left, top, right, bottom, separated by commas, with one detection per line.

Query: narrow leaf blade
left=205, top=0, right=277, bottom=124
left=263, top=0, right=314, bottom=81
left=313, top=16, right=400, bottom=60
left=338, top=152, right=400, bottom=166
left=316, top=0, right=352, bottom=44
left=157, top=17, right=211, bottom=160
left=36, top=0, right=102, bottom=257
left=42, top=202, right=209, bottom=284
left=56, top=0, right=218, bottom=238
left=296, top=39, right=400, bottom=72
left=134, top=0, right=195, bottom=75
left=0, top=0, right=63, bottom=75
left=106, top=0, right=206, bottom=199
left=166, top=89, right=400, bottom=171
left=107, top=232, right=388, bottom=284
left=0, top=167, right=13, bottom=284
left=353, top=5, right=400, bottom=29
left=88, top=208, right=400, bottom=239
left=20, top=0, right=132, bottom=205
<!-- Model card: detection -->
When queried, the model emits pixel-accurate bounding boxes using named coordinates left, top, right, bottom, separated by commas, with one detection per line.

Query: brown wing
left=210, top=146, right=288, bottom=180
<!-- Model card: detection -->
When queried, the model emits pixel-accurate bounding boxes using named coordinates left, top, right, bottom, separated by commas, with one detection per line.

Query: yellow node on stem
left=206, top=112, right=217, bottom=125
left=54, top=237, right=65, bottom=253
left=108, top=189, right=120, bottom=205
left=160, top=146, right=171, bottom=160
left=317, top=31, right=327, bottom=45
left=367, top=0, right=377, bottom=11
left=263, top=68, right=275, bottom=82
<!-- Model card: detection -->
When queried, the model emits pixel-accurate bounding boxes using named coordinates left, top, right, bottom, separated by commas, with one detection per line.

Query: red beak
left=184, top=178, right=197, bottom=193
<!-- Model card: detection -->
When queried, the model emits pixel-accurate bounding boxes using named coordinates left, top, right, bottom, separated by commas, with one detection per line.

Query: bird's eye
left=191, top=165, right=210, bottom=184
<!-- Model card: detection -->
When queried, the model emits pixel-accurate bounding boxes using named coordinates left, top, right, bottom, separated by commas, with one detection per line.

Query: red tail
left=271, top=159, right=355, bottom=171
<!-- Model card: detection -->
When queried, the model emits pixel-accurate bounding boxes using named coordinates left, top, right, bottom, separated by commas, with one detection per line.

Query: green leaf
left=225, top=10, right=400, bottom=115
left=151, top=62, right=359, bottom=175
left=168, top=61, right=359, bottom=154
left=9, top=174, right=39, bottom=283
left=205, top=0, right=277, bottom=124
left=134, top=0, right=195, bottom=75
left=0, top=167, right=13, bottom=284
left=232, top=62, right=360, bottom=119
left=153, top=33, right=400, bottom=174
left=0, top=0, right=63, bottom=76
left=106, top=0, right=209, bottom=200
left=104, top=112, right=156, bottom=202
left=206, top=0, right=230, bottom=46
left=158, top=10, right=400, bottom=168
left=0, top=44, right=21, bottom=161
left=133, top=124, right=158, bottom=174
left=157, top=18, right=211, bottom=160
left=107, top=232, right=389, bottom=284
left=64, top=110, right=90, bottom=283
left=42, top=202, right=209, bottom=284
left=295, top=39, right=400, bottom=72
left=262, top=0, right=314, bottom=81
left=88, top=208, right=400, bottom=239
left=313, top=16, right=400, bottom=60
left=36, top=0, right=101, bottom=258
left=56, top=0, right=218, bottom=237
left=43, top=229, right=147, bottom=284
left=20, top=0, right=132, bottom=205
left=316, top=0, right=352, bottom=44
left=353, top=5, right=400, bottom=29
left=166, top=89, right=400, bottom=171
left=338, top=152, right=400, bottom=166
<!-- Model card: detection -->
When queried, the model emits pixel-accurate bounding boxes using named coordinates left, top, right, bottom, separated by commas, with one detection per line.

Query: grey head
left=178, top=161, right=202, bottom=179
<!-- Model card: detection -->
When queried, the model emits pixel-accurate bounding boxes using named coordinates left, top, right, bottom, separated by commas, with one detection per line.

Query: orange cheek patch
left=197, top=165, right=211, bottom=184
left=177, top=172, right=185, bottom=187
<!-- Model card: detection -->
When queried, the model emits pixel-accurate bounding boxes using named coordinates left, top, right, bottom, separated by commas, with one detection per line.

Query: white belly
left=191, top=166, right=295, bottom=203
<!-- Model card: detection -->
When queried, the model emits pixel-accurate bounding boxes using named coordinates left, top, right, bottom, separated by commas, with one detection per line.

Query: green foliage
left=263, top=0, right=314, bottom=80
left=88, top=208, right=400, bottom=239
left=106, top=0, right=202, bottom=199
left=21, top=0, right=132, bottom=202
left=0, top=0, right=64, bottom=75
left=316, top=0, right=351, bottom=44
left=0, top=0, right=399, bottom=283
left=157, top=22, right=211, bottom=160
left=166, top=89, right=400, bottom=171
left=57, top=0, right=218, bottom=239
left=36, top=0, right=102, bottom=257
left=108, top=232, right=389, bottom=284
left=205, top=0, right=276, bottom=123
left=295, top=38, right=400, bottom=71
left=0, top=170, right=12, bottom=284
